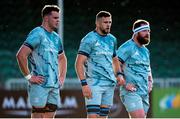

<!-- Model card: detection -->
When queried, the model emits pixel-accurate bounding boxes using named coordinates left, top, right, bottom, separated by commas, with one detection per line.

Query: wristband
left=116, top=71, right=124, bottom=77
left=25, top=74, right=32, bottom=80
left=80, top=79, right=88, bottom=86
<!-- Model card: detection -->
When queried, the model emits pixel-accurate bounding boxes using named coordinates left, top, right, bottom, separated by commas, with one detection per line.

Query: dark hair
left=41, top=5, right=60, bottom=17
left=96, top=11, right=111, bottom=20
left=132, top=19, right=149, bottom=30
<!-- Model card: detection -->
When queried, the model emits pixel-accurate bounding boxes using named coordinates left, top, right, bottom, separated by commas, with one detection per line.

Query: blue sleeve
left=78, top=36, right=93, bottom=57
left=58, top=37, right=64, bottom=54
left=24, top=30, right=41, bottom=50
left=117, top=43, right=132, bottom=63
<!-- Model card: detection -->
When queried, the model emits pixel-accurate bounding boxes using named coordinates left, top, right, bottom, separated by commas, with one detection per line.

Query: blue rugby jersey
left=117, top=39, right=151, bottom=95
left=24, top=26, right=63, bottom=88
left=78, top=31, right=117, bottom=84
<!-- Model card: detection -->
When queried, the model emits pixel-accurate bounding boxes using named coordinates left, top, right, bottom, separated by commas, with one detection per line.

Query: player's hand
left=125, top=83, right=137, bottom=92
left=82, top=85, right=92, bottom=99
left=29, top=75, right=44, bottom=84
left=116, top=76, right=125, bottom=86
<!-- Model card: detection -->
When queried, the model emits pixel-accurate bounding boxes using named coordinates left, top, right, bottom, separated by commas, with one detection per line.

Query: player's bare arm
left=113, top=57, right=125, bottom=86
left=148, top=72, right=153, bottom=93
left=16, top=45, right=44, bottom=84
left=58, top=52, right=67, bottom=86
left=75, top=54, right=92, bottom=99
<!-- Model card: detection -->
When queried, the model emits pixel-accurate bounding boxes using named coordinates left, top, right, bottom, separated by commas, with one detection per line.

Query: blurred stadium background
left=0, top=0, right=180, bottom=118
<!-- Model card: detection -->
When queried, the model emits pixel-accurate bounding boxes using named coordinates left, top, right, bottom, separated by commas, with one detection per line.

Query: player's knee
left=86, top=105, right=100, bottom=115
left=99, top=107, right=110, bottom=117
left=129, top=109, right=146, bottom=118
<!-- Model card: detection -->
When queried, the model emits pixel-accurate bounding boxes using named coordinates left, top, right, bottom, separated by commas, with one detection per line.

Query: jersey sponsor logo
left=44, top=48, right=58, bottom=53
left=135, top=61, right=149, bottom=65
left=95, top=51, right=112, bottom=55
